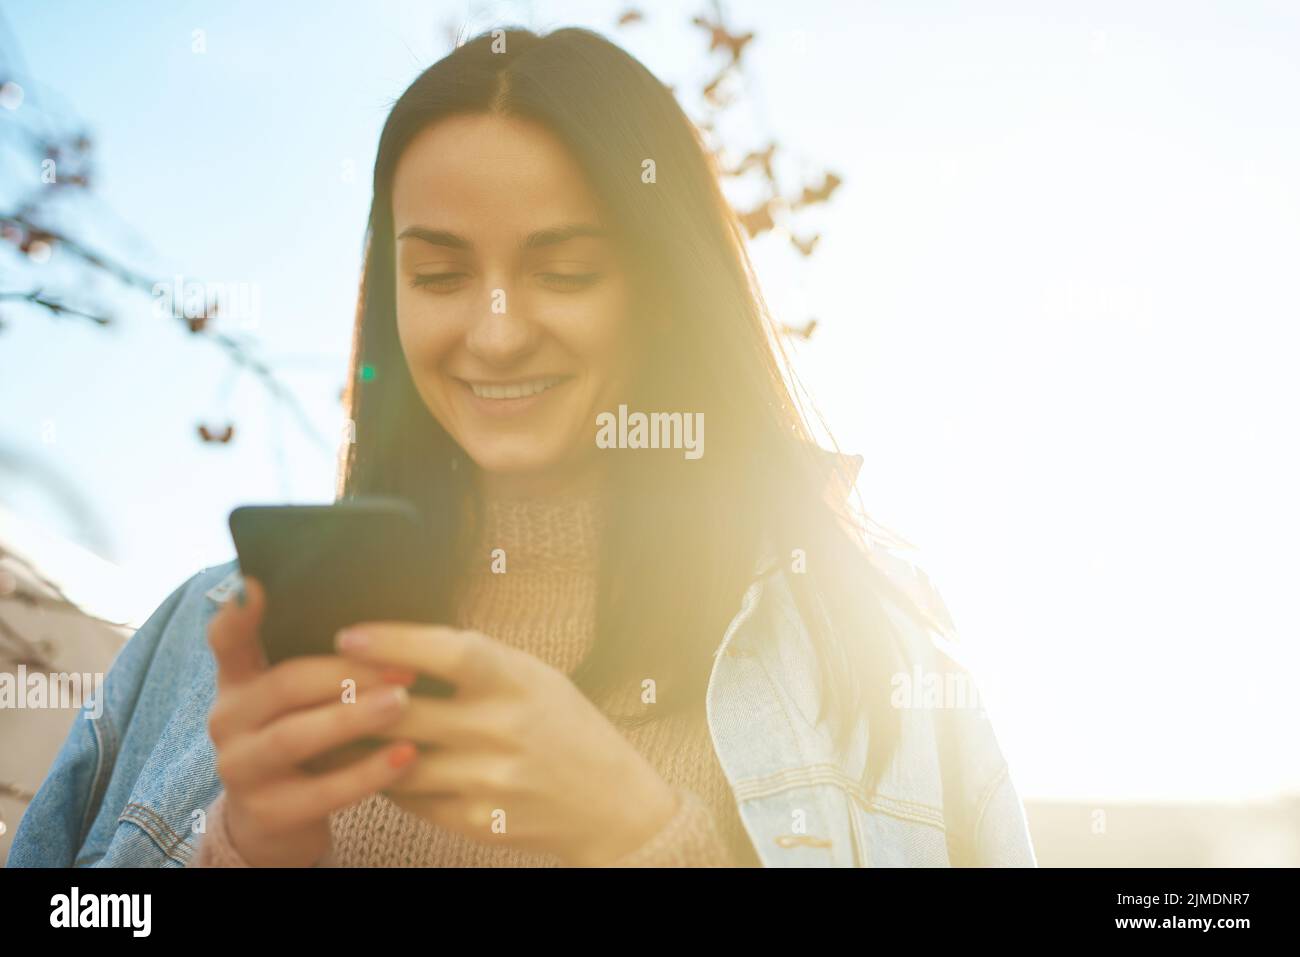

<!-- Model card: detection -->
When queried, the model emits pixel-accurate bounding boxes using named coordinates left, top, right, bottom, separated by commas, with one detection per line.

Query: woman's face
left=391, top=112, right=632, bottom=492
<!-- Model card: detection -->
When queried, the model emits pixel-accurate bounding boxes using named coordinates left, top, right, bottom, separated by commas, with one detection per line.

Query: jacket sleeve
left=5, top=571, right=201, bottom=867
left=974, top=764, right=1038, bottom=866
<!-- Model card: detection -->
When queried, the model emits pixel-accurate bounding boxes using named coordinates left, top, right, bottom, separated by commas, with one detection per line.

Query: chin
left=462, top=440, right=569, bottom=477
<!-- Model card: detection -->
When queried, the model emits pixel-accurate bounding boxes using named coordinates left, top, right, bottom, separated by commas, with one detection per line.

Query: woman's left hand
left=331, top=623, right=679, bottom=866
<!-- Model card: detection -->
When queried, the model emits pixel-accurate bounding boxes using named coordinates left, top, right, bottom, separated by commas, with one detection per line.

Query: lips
left=465, top=376, right=566, bottom=400
left=455, top=375, right=574, bottom=417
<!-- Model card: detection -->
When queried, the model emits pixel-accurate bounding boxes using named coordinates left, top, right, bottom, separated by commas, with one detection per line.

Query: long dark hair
left=340, top=26, right=922, bottom=794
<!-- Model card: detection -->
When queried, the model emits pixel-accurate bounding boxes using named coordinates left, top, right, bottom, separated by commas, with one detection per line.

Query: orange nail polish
left=388, top=742, right=418, bottom=769
left=380, top=668, right=417, bottom=687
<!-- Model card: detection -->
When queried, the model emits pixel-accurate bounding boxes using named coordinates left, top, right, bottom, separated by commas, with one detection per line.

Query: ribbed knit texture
left=191, top=489, right=760, bottom=867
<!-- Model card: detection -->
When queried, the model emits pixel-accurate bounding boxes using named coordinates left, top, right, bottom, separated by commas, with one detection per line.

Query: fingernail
left=336, top=628, right=368, bottom=652
left=387, top=742, right=418, bottom=769
left=368, top=685, right=408, bottom=714
left=380, top=668, right=417, bottom=687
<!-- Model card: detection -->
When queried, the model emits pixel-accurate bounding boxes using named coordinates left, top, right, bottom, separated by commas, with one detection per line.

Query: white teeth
left=468, top=376, right=564, bottom=400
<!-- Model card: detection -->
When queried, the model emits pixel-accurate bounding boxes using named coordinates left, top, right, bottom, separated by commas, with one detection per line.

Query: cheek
left=543, top=282, right=632, bottom=385
left=593, top=287, right=635, bottom=395
left=395, top=290, right=459, bottom=371
left=394, top=293, right=466, bottom=425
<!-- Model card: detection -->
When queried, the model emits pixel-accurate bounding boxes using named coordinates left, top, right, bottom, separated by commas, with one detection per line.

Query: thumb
left=208, top=574, right=268, bottom=689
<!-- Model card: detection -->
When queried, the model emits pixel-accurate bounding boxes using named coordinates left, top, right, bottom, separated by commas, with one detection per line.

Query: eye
left=539, top=271, right=601, bottom=291
left=410, top=272, right=466, bottom=291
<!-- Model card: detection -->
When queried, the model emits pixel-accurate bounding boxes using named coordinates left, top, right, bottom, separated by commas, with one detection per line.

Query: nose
left=464, top=284, right=538, bottom=366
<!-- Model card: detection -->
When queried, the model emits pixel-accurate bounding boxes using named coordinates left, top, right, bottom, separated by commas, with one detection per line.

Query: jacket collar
left=740, top=446, right=958, bottom=667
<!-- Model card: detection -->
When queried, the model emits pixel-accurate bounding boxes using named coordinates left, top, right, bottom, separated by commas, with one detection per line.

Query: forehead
left=390, top=113, right=607, bottom=237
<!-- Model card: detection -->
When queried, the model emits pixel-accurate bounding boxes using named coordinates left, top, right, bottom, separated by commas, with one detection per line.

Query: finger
left=382, top=749, right=503, bottom=797
left=208, top=575, right=268, bottom=689
left=334, top=623, right=501, bottom=693
left=218, top=685, right=410, bottom=790
left=385, top=792, right=498, bottom=837
left=212, top=656, right=414, bottom=741
left=367, top=695, right=505, bottom=748
left=254, top=740, right=421, bottom=828
left=300, top=739, right=390, bottom=774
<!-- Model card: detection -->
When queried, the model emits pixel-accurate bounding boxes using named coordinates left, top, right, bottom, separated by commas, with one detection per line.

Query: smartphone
left=228, top=497, right=454, bottom=699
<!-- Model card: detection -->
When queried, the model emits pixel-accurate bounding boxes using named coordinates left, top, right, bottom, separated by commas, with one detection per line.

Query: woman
left=8, top=27, right=1035, bottom=868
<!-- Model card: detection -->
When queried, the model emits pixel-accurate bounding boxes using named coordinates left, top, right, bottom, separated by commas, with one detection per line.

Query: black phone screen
left=228, top=497, right=454, bottom=698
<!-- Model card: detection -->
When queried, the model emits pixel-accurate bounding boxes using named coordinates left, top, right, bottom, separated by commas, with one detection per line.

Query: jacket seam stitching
left=705, top=576, right=770, bottom=864
left=733, top=765, right=946, bottom=831
left=79, top=710, right=113, bottom=847
left=736, top=777, right=945, bottom=832
left=847, top=791, right=869, bottom=866
left=848, top=791, right=946, bottom=831
left=733, top=763, right=944, bottom=821
left=716, top=576, right=765, bottom=658
left=121, top=802, right=188, bottom=850
left=754, top=655, right=817, bottom=789
left=119, top=802, right=194, bottom=865
left=750, top=574, right=824, bottom=776
left=118, top=809, right=193, bottom=866
left=971, top=762, right=1009, bottom=860
left=115, top=810, right=178, bottom=863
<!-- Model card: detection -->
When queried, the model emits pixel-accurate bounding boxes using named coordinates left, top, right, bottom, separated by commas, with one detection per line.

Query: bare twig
left=0, top=782, right=37, bottom=804
left=0, top=289, right=112, bottom=326
left=0, top=613, right=55, bottom=671
left=0, top=50, right=335, bottom=454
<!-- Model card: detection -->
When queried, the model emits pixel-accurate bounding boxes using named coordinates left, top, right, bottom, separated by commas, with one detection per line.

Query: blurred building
left=0, top=504, right=145, bottom=865
left=1025, top=798, right=1300, bottom=867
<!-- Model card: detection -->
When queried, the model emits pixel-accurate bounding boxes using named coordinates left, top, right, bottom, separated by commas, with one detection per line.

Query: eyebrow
left=396, top=222, right=609, bottom=251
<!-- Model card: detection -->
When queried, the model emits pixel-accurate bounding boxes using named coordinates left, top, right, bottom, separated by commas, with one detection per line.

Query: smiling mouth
left=461, top=375, right=570, bottom=400
left=467, top=374, right=569, bottom=397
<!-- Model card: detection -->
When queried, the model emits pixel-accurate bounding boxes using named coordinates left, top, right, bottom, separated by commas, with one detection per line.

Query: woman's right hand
left=205, top=576, right=420, bottom=867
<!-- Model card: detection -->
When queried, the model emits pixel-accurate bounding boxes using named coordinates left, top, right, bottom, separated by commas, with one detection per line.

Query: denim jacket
left=8, top=522, right=1036, bottom=867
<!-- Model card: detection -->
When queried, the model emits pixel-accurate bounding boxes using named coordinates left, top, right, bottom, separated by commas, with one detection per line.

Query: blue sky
left=3, top=1, right=1299, bottom=801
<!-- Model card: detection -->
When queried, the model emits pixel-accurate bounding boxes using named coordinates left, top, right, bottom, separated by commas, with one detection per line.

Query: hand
left=332, top=623, right=680, bottom=866
left=205, top=577, right=422, bottom=866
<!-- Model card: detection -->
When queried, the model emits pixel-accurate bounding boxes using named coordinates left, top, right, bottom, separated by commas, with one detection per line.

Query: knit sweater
left=190, top=489, right=761, bottom=867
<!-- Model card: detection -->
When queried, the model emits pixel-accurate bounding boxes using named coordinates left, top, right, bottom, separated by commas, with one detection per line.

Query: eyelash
left=409, top=272, right=601, bottom=291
